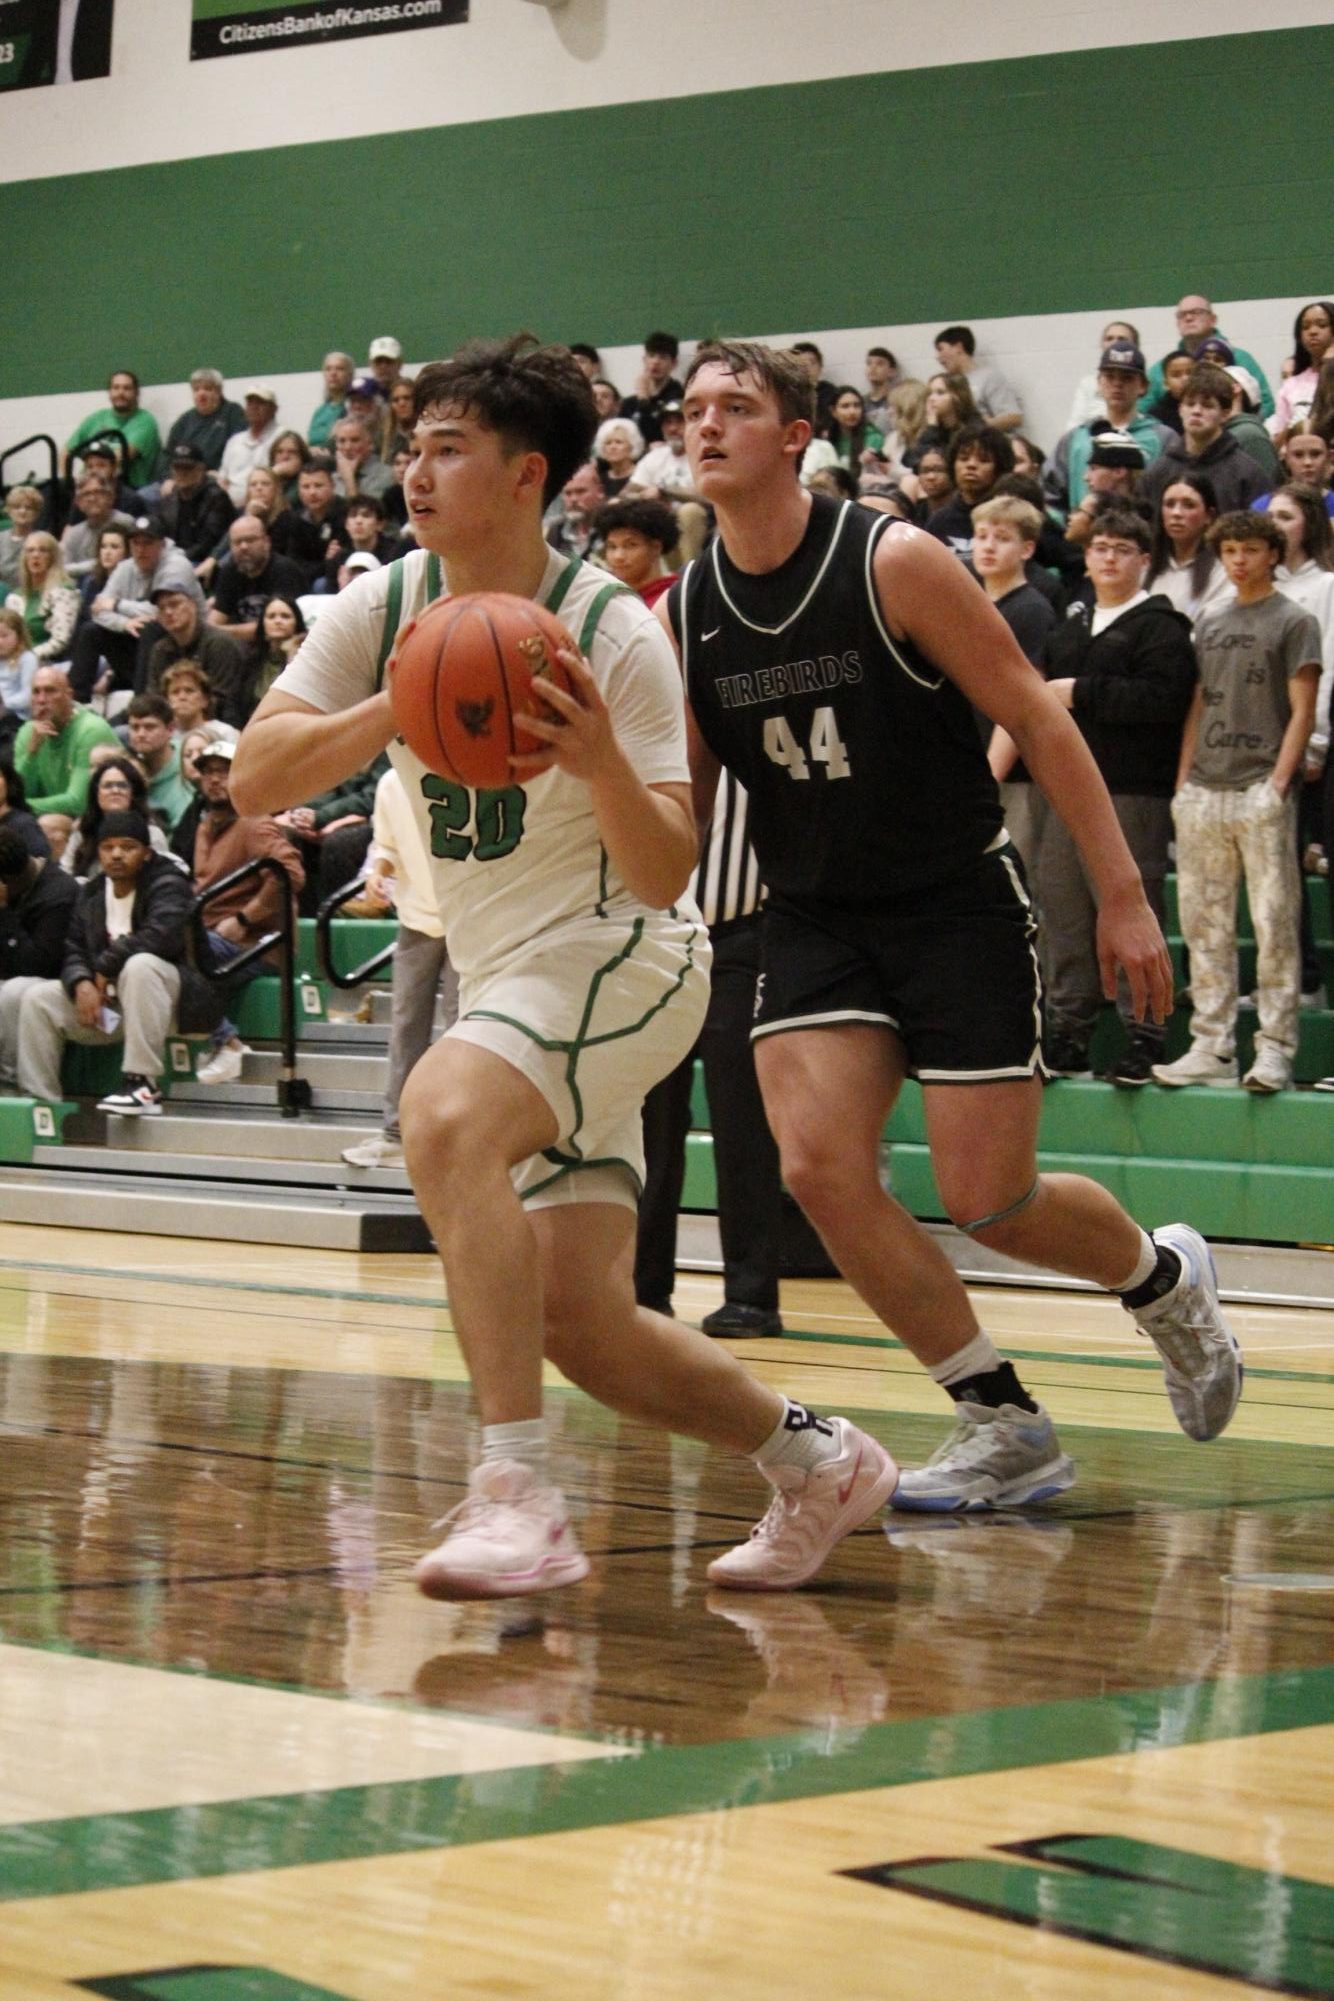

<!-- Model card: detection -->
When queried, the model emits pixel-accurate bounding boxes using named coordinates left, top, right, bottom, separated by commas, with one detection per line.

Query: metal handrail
left=190, top=858, right=312, bottom=1117
left=315, top=877, right=397, bottom=990
left=0, top=433, right=61, bottom=533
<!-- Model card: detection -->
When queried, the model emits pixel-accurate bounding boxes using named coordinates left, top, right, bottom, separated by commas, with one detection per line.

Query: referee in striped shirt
left=635, top=772, right=785, bottom=1337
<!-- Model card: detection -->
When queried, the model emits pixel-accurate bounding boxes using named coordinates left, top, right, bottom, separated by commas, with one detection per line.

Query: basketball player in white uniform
left=232, top=337, right=898, bottom=1599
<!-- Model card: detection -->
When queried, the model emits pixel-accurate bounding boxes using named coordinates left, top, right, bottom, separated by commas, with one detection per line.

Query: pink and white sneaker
left=707, top=1419, right=898, bottom=1591
left=415, top=1459, right=590, bottom=1601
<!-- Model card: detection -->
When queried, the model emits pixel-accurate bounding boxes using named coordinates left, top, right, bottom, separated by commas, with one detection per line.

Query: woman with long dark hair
left=1146, top=471, right=1230, bottom=622
left=1271, top=301, right=1334, bottom=437
left=62, top=753, right=178, bottom=879
left=822, top=386, right=884, bottom=481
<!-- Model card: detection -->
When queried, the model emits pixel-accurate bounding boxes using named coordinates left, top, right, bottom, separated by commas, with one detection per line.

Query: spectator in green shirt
left=64, top=371, right=162, bottom=491
left=126, top=693, right=194, bottom=830
left=13, top=666, right=120, bottom=817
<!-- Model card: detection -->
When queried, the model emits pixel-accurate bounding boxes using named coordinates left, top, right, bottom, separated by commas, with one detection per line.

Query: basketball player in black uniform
left=663, top=341, right=1242, bottom=1510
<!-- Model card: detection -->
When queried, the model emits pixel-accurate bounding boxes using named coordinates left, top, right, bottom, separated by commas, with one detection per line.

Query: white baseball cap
left=368, top=337, right=402, bottom=362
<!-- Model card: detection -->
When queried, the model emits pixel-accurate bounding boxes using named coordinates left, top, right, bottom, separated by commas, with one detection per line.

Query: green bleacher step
left=681, top=1131, right=1332, bottom=1245
left=0, top=1098, right=76, bottom=1163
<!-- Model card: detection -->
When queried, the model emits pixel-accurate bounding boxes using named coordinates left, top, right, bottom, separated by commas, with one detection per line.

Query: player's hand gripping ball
left=388, top=592, right=578, bottom=789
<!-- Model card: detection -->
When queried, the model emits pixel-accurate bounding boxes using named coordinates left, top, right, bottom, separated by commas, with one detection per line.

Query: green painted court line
left=769, top=1327, right=1334, bottom=1387
left=3, top=1665, right=1333, bottom=1904
left=0, top=1258, right=444, bottom=1314
left=2, top=1259, right=1331, bottom=1387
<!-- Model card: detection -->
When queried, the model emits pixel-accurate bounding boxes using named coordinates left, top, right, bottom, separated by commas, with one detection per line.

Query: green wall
left=6, top=24, right=1328, bottom=399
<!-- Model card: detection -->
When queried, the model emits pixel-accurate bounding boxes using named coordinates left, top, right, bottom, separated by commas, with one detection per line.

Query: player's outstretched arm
left=232, top=688, right=398, bottom=818
left=873, top=525, right=1173, bottom=1024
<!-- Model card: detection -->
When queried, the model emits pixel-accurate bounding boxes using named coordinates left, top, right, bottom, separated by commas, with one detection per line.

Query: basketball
left=388, top=592, right=578, bottom=789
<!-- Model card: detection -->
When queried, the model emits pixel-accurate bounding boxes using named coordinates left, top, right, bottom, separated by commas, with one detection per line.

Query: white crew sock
left=754, top=1397, right=843, bottom=1475
left=481, top=1418, right=549, bottom=1481
left=929, top=1328, right=1001, bottom=1389
left=1113, top=1228, right=1159, bottom=1295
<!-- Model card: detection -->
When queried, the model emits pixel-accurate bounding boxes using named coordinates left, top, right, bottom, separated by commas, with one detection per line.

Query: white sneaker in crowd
left=1151, top=1043, right=1238, bottom=1088
left=707, top=1418, right=898, bottom=1590
left=415, top=1459, right=590, bottom=1601
left=341, top=1133, right=405, bottom=1168
left=1242, top=1044, right=1293, bottom=1094
left=1125, top=1223, right=1243, bottom=1442
left=195, top=1042, right=250, bottom=1086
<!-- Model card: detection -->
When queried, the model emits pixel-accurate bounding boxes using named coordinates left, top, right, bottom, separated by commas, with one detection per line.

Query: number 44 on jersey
left=763, top=705, right=852, bottom=780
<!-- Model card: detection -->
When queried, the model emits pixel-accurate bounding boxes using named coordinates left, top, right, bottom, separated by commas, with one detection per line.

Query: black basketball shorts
left=752, top=843, right=1044, bottom=1083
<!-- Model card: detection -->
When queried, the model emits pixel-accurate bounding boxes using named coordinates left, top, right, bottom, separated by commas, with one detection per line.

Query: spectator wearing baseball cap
left=15, top=805, right=225, bottom=1116
left=1047, top=341, right=1175, bottom=518
left=63, top=370, right=161, bottom=492
left=367, top=338, right=403, bottom=396
left=1063, top=428, right=1150, bottom=547
left=158, top=367, right=247, bottom=475
left=156, top=442, right=237, bottom=569
left=219, top=387, right=280, bottom=507
left=1221, top=367, right=1281, bottom=483
left=68, top=513, right=202, bottom=703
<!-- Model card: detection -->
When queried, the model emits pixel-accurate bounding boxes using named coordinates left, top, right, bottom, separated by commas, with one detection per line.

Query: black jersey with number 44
left=672, top=495, right=1004, bottom=904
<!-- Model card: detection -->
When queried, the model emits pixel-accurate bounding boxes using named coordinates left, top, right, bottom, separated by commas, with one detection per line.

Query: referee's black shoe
left=701, top=1303, right=784, bottom=1339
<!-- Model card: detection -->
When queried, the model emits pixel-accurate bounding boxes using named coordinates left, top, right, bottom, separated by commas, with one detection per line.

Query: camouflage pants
left=1172, top=777, right=1302, bottom=1059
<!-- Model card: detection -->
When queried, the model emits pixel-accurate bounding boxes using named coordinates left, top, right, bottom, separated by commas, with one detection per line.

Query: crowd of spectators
left=1, top=299, right=1331, bottom=1119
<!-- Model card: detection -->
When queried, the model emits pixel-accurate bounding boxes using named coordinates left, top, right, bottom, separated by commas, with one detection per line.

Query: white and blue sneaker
left=1126, top=1223, right=1243, bottom=1442
left=889, top=1402, right=1076, bottom=1512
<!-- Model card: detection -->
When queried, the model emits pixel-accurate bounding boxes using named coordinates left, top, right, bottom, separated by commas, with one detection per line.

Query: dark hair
left=859, top=482, right=922, bottom=524
left=1308, top=356, right=1334, bottom=441
left=936, top=325, right=977, bottom=357
left=593, top=497, right=679, bottom=550
left=992, top=472, right=1047, bottom=513
left=73, top=753, right=150, bottom=860
left=825, top=385, right=875, bottom=464
left=1208, top=509, right=1285, bottom=557
left=127, top=692, right=172, bottom=725
left=1182, top=362, right=1234, bottom=409
left=867, top=346, right=896, bottom=366
left=1293, top=302, right=1334, bottom=377
left=809, top=464, right=861, bottom=500
left=917, top=445, right=953, bottom=486
left=1010, top=434, right=1047, bottom=475
left=412, top=334, right=596, bottom=506
left=791, top=340, right=823, bottom=364
left=1104, top=320, right=1141, bottom=345
left=683, top=340, right=816, bottom=431
left=0, top=761, right=28, bottom=811
left=569, top=342, right=601, bottom=367
left=1088, top=508, right=1152, bottom=554
left=1271, top=482, right=1334, bottom=570
left=947, top=423, right=1015, bottom=480
left=1148, top=469, right=1220, bottom=595
left=0, top=826, right=31, bottom=880
left=643, top=331, right=679, bottom=361
left=249, top=593, right=308, bottom=671
left=345, top=492, right=385, bottom=520
left=109, top=367, right=140, bottom=393
left=304, top=449, right=337, bottom=478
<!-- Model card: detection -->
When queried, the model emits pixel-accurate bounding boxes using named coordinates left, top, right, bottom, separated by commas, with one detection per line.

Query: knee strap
left=956, top=1178, right=1039, bottom=1236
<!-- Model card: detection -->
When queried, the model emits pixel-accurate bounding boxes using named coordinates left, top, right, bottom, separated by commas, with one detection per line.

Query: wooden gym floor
left=0, top=1217, right=1331, bottom=2000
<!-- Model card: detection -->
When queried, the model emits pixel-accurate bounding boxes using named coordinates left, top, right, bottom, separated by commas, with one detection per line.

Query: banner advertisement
left=0, top=0, right=114, bottom=91
left=190, top=0, right=468, bottom=62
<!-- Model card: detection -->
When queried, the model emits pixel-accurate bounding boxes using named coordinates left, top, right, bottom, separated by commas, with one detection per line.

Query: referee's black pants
left=635, top=917, right=783, bottom=1315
